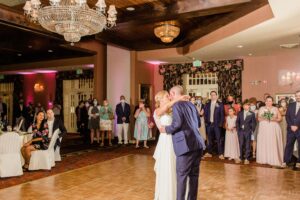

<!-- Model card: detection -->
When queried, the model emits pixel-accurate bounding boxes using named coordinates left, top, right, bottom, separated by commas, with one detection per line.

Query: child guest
left=236, top=100, right=257, bottom=164
left=224, top=108, right=240, bottom=163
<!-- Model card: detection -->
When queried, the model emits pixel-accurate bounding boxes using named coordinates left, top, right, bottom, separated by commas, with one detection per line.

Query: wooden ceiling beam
left=116, top=0, right=251, bottom=26
left=0, top=4, right=61, bottom=40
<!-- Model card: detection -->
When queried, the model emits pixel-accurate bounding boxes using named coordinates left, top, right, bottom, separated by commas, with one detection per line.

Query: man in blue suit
left=283, top=90, right=300, bottom=168
left=160, top=85, right=205, bottom=200
left=115, top=95, right=131, bottom=145
left=203, top=91, right=225, bottom=159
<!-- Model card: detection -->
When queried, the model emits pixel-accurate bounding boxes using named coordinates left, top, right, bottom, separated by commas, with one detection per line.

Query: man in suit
left=115, top=95, right=131, bottom=145
left=46, top=109, right=67, bottom=150
left=0, top=96, right=7, bottom=122
left=236, top=100, right=256, bottom=164
left=160, top=85, right=205, bottom=200
left=203, top=91, right=225, bottom=159
left=283, top=90, right=300, bottom=168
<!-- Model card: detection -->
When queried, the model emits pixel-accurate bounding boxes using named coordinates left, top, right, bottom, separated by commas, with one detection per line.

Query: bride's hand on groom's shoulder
left=180, top=95, right=190, bottom=101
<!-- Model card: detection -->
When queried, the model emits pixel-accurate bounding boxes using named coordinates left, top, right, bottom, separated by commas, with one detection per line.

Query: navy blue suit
left=204, top=101, right=225, bottom=155
left=115, top=103, right=131, bottom=124
left=284, top=102, right=300, bottom=163
left=236, top=111, right=256, bottom=160
left=165, top=101, right=205, bottom=200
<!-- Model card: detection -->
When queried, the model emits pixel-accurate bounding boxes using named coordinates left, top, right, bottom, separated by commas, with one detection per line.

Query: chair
left=0, top=132, right=23, bottom=178
left=28, top=129, right=60, bottom=171
left=54, top=138, right=62, bottom=162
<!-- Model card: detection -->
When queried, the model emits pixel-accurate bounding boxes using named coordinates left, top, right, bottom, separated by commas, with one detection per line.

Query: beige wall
left=242, top=49, right=300, bottom=100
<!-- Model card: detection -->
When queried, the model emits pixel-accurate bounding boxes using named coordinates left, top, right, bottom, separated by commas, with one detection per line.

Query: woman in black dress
left=21, top=111, right=49, bottom=171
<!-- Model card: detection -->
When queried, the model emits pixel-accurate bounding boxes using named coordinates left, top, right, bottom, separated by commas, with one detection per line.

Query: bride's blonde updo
left=155, top=90, right=169, bottom=108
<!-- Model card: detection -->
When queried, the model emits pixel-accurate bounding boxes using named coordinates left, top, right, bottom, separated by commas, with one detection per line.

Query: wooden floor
left=0, top=154, right=299, bottom=200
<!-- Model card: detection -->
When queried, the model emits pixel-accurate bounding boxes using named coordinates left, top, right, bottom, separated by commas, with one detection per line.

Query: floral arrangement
left=262, top=110, right=274, bottom=122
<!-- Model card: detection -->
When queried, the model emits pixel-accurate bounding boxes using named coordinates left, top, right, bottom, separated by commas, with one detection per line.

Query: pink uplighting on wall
left=23, top=72, right=56, bottom=108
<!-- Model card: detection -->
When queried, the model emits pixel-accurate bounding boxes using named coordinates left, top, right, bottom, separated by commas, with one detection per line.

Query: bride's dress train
left=153, top=112, right=177, bottom=200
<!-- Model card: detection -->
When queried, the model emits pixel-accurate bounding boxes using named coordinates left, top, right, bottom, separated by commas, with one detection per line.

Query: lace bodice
left=153, top=111, right=172, bottom=130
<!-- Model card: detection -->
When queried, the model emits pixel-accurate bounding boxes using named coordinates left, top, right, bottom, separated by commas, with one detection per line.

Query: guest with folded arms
left=21, top=111, right=49, bottom=171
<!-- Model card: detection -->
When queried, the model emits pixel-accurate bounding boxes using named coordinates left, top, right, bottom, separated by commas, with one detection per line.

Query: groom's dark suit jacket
left=165, top=101, right=206, bottom=156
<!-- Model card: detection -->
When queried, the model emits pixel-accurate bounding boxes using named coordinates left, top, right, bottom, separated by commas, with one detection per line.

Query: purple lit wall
left=23, top=73, right=56, bottom=108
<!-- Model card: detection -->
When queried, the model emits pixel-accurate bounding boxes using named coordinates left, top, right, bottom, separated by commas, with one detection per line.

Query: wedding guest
left=88, top=98, right=100, bottom=144
left=191, top=96, right=206, bottom=141
left=26, top=102, right=35, bottom=125
left=147, top=105, right=155, bottom=139
left=14, top=99, right=27, bottom=131
left=46, top=109, right=67, bottom=150
left=21, top=111, right=49, bottom=171
left=80, top=101, right=90, bottom=144
left=236, top=100, right=256, bottom=164
left=75, top=101, right=84, bottom=132
left=278, top=99, right=288, bottom=150
left=35, top=102, right=45, bottom=116
left=257, top=96, right=283, bottom=167
left=203, top=91, right=225, bottom=159
left=283, top=90, right=300, bottom=168
left=249, top=98, right=259, bottom=158
left=115, top=95, right=131, bottom=145
left=224, top=107, right=240, bottom=163
left=52, top=102, right=62, bottom=120
left=99, top=99, right=114, bottom=147
left=0, top=96, right=7, bottom=122
left=134, top=100, right=150, bottom=148
left=224, top=95, right=241, bottom=116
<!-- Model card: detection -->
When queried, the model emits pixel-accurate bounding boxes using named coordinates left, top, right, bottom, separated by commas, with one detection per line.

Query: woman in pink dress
left=256, top=96, right=284, bottom=167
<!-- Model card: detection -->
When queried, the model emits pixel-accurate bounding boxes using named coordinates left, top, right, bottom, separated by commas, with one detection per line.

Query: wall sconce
left=249, top=80, right=267, bottom=86
left=34, top=83, right=44, bottom=92
left=280, top=71, right=300, bottom=86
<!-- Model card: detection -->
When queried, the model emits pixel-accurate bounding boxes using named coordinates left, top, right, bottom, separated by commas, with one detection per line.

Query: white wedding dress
left=153, top=111, right=177, bottom=200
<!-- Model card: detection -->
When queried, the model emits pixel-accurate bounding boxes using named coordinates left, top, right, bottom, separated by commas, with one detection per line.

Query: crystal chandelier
left=154, top=21, right=180, bottom=43
left=23, top=0, right=117, bottom=43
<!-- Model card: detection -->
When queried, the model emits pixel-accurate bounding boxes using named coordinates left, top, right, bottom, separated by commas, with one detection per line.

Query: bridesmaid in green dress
left=134, top=100, right=150, bottom=148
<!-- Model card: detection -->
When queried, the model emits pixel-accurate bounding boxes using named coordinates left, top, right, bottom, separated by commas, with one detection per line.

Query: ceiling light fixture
left=23, top=0, right=117, bottom=44
left=237, top=45, right=243, bottom=48
left=17, top=53, right=22, bottom=56
left=48, top=49, right=53, bottom=53
left=248, top=53, right=253, bottom=56
left=126, top=7, right=135, bottom=11
left=280, top=43, right=299, bottom=49
left=154, top=20, right=180, bottom=43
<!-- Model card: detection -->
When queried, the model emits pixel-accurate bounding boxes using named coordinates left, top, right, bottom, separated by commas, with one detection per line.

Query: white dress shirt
left=296, top=102, right=300, bottom=115
left=210, top=101, right=216, bottom=123
left=47, top=119, right=54, bottom=138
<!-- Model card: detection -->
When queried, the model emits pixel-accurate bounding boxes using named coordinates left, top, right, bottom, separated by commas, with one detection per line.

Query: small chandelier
left=23, top=0, right=117, bottom=43
left=154, top=21, right=180, bottom=43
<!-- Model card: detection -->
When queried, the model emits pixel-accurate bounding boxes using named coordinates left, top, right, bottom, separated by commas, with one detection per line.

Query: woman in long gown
left=153, top=90, right=188, bottom=200
left=256, top=96, right=284, bottom=167
left=278, top=99, right=288, bottom=150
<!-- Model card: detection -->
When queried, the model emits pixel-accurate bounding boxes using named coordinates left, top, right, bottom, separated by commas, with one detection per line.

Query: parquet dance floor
left=0, top=154, right=299, bottom=200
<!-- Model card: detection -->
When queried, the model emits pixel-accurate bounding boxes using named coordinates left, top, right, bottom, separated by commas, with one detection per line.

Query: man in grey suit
left=160, top=85, right=205, bottom=200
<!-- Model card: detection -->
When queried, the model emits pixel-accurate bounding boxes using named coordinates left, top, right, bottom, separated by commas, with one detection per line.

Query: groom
left=160, top=85, right=205, bottom=200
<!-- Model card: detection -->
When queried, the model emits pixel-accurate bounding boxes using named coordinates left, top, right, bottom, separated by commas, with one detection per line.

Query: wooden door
left=63, top=79, right=94, bottom=133
left=0, top=83, right=14, bottom=125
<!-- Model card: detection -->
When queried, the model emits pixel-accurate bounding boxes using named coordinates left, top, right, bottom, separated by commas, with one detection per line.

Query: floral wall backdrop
left=158, top=59, right=243, bottom=101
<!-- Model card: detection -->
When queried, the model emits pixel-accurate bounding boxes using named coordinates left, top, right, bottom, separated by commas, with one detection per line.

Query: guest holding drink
left=134, top=100, right=151, bottom=148
left=256, top=96, right=283, bottom=167
left=99, top=100, right=114, bottom=147
left=21, top=111, right=49, bottom=171
left=224, top=108, right=240, bottom=163
left=236, top=100, right=256, bottom=164
left=283, top=90, right=300, bottom=169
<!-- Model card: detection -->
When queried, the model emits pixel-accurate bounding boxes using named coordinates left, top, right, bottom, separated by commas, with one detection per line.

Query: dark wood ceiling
left=0, top=0, right=269, bottom=66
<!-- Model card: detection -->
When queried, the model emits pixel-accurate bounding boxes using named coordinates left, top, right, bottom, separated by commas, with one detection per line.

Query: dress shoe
left=235, top=159, right=241, bottom=164
left=244, top=160, right=250, bottom=165
left=296, top=163, right=300, bottom=169
left=219, top=155, right=225, bottom=160
left=203, top=153, right=212, bottom=158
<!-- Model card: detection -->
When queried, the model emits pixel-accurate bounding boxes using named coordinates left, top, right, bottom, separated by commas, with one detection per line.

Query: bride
left=153, top=90, right=188, bottom=200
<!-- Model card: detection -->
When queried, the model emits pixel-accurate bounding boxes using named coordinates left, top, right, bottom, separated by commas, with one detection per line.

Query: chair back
left=0, top=132, right=21, bottom=154
left=48, top=129, right=60, bottom=151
